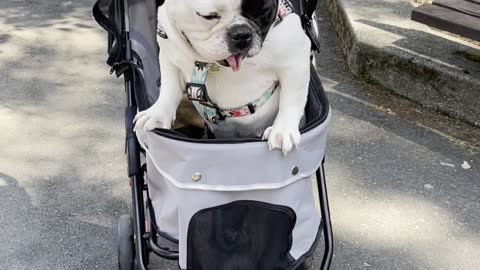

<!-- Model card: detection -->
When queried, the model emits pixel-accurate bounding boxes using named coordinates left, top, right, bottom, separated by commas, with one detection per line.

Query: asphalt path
left=0, top=0, right=478, bottom=269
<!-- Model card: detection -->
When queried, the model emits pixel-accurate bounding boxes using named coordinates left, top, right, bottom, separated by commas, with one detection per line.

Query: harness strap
left=186, top=61, right=279, bottom=125
left=274, top=0, right=295, bottom=26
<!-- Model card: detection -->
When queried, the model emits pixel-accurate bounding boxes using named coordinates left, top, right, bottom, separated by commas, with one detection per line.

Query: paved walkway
left=313, top=2, right=479, bottom=268
left=0, top=0, right=479, bottom=269
left=326, top=0, right=480, bottom=127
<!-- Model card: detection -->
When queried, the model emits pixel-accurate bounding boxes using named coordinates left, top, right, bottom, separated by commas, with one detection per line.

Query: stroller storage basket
left=93, top=0, right=334, bottom=269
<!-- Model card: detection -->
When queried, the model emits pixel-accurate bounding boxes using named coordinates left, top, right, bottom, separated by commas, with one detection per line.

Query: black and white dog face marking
left=167, top=0, right=278, bottom=72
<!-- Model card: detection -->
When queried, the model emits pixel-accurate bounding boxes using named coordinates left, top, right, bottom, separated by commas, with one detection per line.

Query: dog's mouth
left=217, top=55, right=244, bottom=72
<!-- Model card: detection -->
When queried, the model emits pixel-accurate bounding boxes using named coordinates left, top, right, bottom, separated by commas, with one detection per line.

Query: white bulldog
left=134, top=0, right=311, bottom=156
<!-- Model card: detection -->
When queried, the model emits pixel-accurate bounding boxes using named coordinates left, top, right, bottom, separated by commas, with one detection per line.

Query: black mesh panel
left=187, top=201, right=296, bottom=270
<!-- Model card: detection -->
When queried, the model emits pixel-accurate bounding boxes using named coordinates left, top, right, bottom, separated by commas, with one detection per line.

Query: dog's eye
left=196, top=12, right=221, bottom=20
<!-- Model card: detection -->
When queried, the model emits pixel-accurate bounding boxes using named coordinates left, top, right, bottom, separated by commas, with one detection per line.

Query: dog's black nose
left=227, top=25, right=253, bottom=49
left=230, top=29, right=252, bottom=42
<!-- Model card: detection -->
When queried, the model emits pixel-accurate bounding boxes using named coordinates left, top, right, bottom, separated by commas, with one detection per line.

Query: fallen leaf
left=461, top=161, right=471, bottom=170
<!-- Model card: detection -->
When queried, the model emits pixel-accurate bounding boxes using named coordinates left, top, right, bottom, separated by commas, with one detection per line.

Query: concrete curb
left=324, top=0, right=480, bottom=127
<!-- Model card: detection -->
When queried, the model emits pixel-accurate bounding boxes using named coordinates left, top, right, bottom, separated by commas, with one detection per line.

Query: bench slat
left=412, top=4, right=480, bottom=41
left=434, top=0, right=480, bottom=18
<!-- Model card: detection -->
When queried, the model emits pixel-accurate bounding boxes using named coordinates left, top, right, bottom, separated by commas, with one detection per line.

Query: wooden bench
left=411, top=0, right=480, bottom=41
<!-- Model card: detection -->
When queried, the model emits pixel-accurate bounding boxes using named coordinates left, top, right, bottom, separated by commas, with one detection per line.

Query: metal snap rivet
left=192, top=173, right=202, bottom=182
left=291, top=166, right=299, bottom=175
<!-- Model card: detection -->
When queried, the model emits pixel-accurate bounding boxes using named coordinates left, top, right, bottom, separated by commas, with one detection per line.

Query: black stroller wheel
left=118, top=215, right=135, bottom=270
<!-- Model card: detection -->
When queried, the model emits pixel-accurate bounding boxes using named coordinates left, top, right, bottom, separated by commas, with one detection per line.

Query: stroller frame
left=94, top=0, right=333, bottom=269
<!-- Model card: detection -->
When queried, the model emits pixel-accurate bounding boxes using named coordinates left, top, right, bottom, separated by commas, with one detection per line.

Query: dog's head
left=166, top=0, right=279, bottom=71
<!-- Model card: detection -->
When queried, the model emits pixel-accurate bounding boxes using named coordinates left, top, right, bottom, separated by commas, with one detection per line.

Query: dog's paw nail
left=262, top=127, right=272, bottom=140
left=281, top=142, right=293, bottom=156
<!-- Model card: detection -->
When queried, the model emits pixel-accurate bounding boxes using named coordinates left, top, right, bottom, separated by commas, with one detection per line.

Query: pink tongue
left=226, top=55, right=242, bottom=72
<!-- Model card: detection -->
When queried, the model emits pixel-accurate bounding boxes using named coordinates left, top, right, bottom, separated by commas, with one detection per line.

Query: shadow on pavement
left=0, top=0, right=134, bottom=269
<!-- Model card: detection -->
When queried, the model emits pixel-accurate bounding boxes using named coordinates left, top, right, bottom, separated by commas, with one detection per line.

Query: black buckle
left=216, top=110, right=226, bottom=121
left=247, top=103, right=256, bottom=114
left=186, top=83, right=207, bottom=102
left=209, top=111, right=225, bottom=126
left=203, top=108, right=226, bottom=125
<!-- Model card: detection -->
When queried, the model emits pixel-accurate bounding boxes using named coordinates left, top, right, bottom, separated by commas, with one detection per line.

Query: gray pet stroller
left=93, top=0, right=333, bottom=269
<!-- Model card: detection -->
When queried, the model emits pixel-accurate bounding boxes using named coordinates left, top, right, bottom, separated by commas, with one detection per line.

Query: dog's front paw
left=262, top=124, right=301, bottom=156
left=133, top=107, right=175, bottom=132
